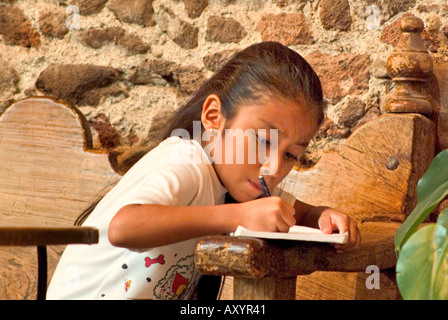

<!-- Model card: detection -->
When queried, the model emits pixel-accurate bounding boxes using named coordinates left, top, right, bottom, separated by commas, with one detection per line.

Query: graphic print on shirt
left=121, top=253, right=166, bottom=296
left=153, top=254, right=199, bottom=300
left=124, top=280, right=132, bottom=292
left=145, top=254, right=165, bottom=267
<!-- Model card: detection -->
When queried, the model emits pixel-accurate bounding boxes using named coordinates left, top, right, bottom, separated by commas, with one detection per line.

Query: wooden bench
left=194, top=15, right=440, bottom=300
left=0, top=97, right=121, bottom=299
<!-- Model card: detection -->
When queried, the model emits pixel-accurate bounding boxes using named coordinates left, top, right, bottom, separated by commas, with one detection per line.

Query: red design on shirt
left=145, top=254, right=165, bottom=268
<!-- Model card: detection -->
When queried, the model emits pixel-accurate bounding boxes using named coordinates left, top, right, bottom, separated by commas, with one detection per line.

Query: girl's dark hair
left=162, top=41, right=324, bottom=138
left=75, top=41, right=326, bottom=226
left=122, top=41, right=326, bottom=171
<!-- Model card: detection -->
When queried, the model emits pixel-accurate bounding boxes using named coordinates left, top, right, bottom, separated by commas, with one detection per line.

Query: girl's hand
left=317, top=208, right=361, bottom=253
left=238, top=196, right=296, bottom=232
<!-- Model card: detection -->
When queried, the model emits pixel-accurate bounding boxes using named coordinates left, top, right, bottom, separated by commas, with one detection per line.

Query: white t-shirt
left=47, top=137, right=227, bottom=300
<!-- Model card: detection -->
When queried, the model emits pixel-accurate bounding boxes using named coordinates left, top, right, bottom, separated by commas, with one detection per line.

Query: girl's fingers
left=277, top=221, right=291, bottom=233
left=315, top=209, right=361, bottom=253
left=284, top=211, right=296, bottom=227
left=318, top=217, right=333, bottom=234
left=281, top=200, right=296, bottom=217
left=278, top=211, right=296, bottom=232
left=334, top=222, right=361, bottom=253
left=278, top=200, right=296, bottom=231
left=348, top=221, right=361, bottom=249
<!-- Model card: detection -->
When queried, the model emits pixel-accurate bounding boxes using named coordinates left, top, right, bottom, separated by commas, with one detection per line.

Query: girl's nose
left=257, top=145, right=280, bottom=177
left=259, top=154, right=281, bottom=177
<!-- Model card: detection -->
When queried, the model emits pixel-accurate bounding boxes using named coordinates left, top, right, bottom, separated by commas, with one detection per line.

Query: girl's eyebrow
left=260, top=119, right=309, bottom=147
left=260, top=118, right=284, bottom=135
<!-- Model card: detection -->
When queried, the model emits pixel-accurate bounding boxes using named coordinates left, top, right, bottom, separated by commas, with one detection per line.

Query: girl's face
left=210, top=95, right=320, bottom=203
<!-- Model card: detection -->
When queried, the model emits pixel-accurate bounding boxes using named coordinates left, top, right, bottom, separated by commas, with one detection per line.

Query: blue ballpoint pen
left=258, top=175, right=271, bottom=197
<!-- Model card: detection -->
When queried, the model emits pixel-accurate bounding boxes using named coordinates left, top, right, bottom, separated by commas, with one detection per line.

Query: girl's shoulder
left=157, top=136, right=201, bottom=150
left=125, top=136, right=211, bottom=180
left=144, top=136, right=211, bottom=167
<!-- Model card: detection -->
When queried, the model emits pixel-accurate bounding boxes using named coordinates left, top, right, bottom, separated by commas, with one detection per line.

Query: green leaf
left=396, top=208, right=448, bottom=299
left=395, top=149, right=448, bottom=255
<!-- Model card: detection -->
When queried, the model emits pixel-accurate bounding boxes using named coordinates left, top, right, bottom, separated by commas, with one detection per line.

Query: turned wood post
left=384, top=15, right=435, bottom=116
left=383, top=14, right=437, bottom=214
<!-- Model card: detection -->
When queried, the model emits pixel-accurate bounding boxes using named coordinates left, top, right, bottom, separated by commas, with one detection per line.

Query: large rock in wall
left=0, top=0, right=447, bottom=166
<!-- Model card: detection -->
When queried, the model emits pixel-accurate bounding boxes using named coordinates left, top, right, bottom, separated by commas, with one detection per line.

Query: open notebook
left=232, top=225, right=348, bottom=244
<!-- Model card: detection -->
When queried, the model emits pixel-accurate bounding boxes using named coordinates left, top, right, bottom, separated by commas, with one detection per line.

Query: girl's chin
left=228, top=186, right=261, bottom=203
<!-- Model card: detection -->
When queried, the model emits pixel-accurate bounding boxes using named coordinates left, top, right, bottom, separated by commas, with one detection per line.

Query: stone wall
left=1, top=0, right=448, bottom=166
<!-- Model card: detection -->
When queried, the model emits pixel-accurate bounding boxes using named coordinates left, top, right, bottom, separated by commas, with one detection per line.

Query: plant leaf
left=396, top=208, right=448, bottom=299
left=395, top=149, right=448, bottom=255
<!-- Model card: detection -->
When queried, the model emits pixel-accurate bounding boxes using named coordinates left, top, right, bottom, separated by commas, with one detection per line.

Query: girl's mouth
left=248, top=179, right=262, bottom=193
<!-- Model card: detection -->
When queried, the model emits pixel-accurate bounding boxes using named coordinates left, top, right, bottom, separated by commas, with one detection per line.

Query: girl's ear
left=201, top=94, right=226, bottom=131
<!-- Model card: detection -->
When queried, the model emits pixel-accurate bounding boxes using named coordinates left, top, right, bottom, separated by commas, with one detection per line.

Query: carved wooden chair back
left=0, top=97, right=121, bottom=299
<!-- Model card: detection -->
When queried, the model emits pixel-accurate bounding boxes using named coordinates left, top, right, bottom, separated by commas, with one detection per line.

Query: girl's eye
left=256, top=134, right=269, bottom=145
left=285, top=152, right=299, bottom=162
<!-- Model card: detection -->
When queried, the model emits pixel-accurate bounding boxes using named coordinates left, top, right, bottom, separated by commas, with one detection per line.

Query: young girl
left=47, top=41, right=360, bottom=300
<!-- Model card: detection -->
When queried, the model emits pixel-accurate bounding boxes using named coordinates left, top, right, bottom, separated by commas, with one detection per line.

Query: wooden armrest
left=195, top=222, right=399, bottom=278
left=0, top=225, right=99, bottom=246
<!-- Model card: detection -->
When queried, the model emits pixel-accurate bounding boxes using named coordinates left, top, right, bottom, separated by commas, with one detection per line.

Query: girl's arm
left=109, top=197, right=296, bottom=249
left=109, top=203, right=240, bottom=249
